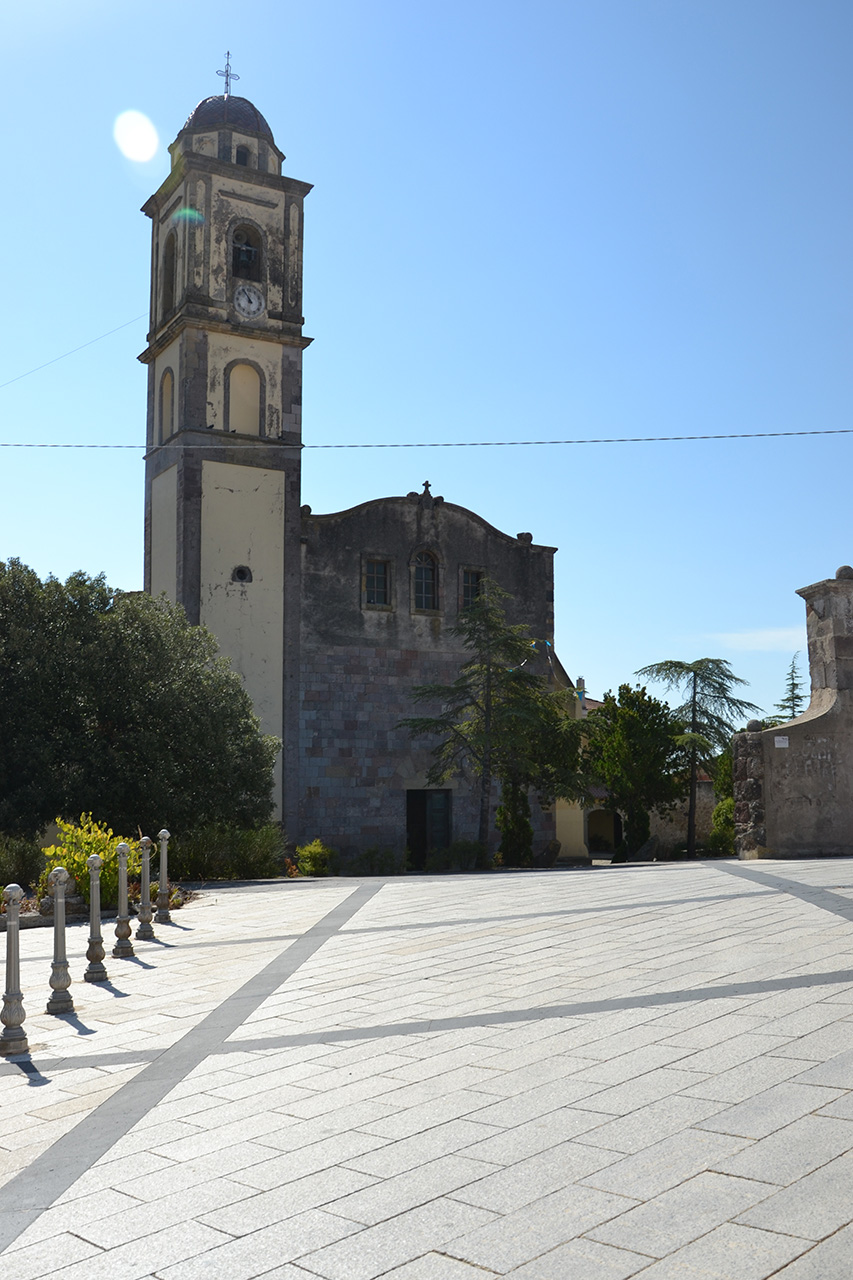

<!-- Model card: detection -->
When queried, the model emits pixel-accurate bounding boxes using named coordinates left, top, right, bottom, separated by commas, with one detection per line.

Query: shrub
left=168, top=824, right=284, bottom=881
left=295, top=838, right=337, bottom=877
left=0, top=835, right=45, bottom=893
left=38, top=815, right=140, bottom=907
left=707, top=796, right=735, bottom=857
left=336, top=846, right=408, bottom=876
left=424, top=841, right=490, bottom=873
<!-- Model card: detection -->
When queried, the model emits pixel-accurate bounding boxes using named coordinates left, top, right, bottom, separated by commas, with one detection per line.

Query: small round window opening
left=231, top=565, right=253, bottom=584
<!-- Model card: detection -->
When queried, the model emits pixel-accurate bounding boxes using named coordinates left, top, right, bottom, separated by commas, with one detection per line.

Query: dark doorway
left=406, top=790, right=451, bottom=869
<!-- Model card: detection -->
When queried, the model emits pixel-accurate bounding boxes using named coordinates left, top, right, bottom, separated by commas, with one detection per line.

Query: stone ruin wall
left=733, top=564, right=853, bottom=859
left=732, top=726, right=766, bottom=858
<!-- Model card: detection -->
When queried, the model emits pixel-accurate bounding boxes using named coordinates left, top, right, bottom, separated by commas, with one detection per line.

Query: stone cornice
left=142, top=154, right=312, bottom=220
left=139, top=316, right=312, bottom=364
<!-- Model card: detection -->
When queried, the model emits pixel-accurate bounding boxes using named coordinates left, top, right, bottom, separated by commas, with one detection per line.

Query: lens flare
left=113, top=110, right=159, bottom=163
left=173, top=207, right=205, bottom=224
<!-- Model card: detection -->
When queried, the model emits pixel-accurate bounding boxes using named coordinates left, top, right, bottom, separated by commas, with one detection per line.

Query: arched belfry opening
left=232, top=225, right=262, bottom=282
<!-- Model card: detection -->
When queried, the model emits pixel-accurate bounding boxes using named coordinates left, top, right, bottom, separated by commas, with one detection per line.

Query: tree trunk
left=478, top=661, right=492, bottom=849
left=687, top=671, right=698, bottom=858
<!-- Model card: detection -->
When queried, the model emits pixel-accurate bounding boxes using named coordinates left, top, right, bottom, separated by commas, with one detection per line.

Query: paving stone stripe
left=713, top=861, right=853, bottom=922
left=10, top=961, right=850, bottom=1085
left=180, top=966, right=853, bottom=1054
left=0, top=883, right=382, bottom=1253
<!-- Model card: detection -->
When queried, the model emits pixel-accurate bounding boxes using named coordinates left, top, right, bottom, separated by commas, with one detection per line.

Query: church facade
left=141, top=91, right=562, bottom=858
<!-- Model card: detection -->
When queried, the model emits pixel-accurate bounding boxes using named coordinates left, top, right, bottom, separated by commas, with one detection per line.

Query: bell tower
left=141, top=83, right=312, bottom=826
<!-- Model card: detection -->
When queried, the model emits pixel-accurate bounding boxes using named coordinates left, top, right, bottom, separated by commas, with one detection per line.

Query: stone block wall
left=733, top=566, right=853, bottom=858
left=732, top=727, right=766, bottom=858
left=297, top=488, right=558, bottom=856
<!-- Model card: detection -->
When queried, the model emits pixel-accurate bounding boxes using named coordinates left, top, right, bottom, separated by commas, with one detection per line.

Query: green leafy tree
left=635, top=657, right=759, bottom=858
left=495, top=776, right=534, bottom=866
left=713, top=746, right=733, bottom=800
left=775, top=652, right=807, bottom=722
left=580, top=684, right=688, bottom=856
left=0, top=560, right=279, bottom=838
left=400, top=583, right=580, bottom=857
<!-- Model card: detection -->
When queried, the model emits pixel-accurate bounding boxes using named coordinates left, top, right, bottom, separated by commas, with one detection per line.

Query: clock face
left=234, top=283, right=265, bottom=319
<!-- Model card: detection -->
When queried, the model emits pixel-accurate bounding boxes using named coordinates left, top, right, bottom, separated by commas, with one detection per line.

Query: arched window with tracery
left=413, top=551, right=438, bottom=611
left=159, top=368, right=174, bottom=442
left=228, top=363, right=262, bottom=435
left=161, top=231, right=177, bottom=317
left=231, top=225, right=262, bottom=281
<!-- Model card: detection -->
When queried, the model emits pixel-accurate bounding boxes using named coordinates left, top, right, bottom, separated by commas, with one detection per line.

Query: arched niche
left=231, top=223, right=262, bottom=282
left=159, top=368, right=175, bottom=442
left=227, top=363, right=262, bottom=435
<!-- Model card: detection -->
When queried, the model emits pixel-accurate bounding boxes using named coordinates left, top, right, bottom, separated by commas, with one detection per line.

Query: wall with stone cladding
left=298, top=489, right=557, bottom=855
left=733, top=728, right=766, bottom=857
left=734, top=568, right=853, bottom=858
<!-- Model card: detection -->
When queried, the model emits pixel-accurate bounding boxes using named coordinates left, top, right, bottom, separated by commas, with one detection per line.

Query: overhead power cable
left=0, top=316, right=147, bottom=391
left=0, top=427, right=851, bottom=450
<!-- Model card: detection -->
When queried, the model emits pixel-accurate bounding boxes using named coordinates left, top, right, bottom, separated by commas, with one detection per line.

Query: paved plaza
left=2, top=860, right=853, bottom=1278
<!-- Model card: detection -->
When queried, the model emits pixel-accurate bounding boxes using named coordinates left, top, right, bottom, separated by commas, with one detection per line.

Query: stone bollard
left=112, top=842, right=134, bottom=959
left=46, top=867, right=74, bottom=1014
left=0, top=885, right=28, bottom=1055
left=155, top=829, right=171, bottom=925
left=136, top=837, right=155, bottom=942
left=84, top=855, right=108, bottom=983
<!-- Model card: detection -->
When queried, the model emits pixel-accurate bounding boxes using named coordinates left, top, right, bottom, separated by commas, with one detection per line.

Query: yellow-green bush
left=295, top=838, right=337, bottom=877
left=38, top=815, right=140, bottom=908
left=707, top=796, right=735, bottom=857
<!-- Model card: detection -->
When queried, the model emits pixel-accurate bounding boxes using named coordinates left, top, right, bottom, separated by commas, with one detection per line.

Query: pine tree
left=774, top=653, right=807, bottom=723
left=401, top=582, right=579, bottom=854
left=635, top=658, right=759, bottom=858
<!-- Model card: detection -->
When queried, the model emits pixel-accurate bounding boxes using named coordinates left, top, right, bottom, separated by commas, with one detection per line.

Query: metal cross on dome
left=217, top=52, right=240, bottom=96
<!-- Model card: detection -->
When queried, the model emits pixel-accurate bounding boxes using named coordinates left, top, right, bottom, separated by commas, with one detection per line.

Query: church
left=141, top=87, right=571, bottom=860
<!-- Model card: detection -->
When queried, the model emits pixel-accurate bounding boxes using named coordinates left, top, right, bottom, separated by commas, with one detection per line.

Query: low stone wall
left=648, top=779, right=716, bottom=851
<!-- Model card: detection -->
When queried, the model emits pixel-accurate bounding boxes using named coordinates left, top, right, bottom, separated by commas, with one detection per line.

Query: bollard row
left=0, top=829, right=173, bottom=1056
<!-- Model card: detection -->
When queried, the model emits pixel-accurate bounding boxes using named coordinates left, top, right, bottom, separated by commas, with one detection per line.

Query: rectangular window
left=365, top=560, right=389, bottom=606
left=462, top=569, right=484, bottom=609
left=414, top=553, right=437, bottom=610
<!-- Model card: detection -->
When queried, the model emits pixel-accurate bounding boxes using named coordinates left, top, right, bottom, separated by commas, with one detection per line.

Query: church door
left=406, top=790, right=452, bottom=869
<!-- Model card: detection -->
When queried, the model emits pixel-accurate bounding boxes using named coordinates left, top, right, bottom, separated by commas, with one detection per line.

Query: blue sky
left=2, top=0, right=851, bottom=716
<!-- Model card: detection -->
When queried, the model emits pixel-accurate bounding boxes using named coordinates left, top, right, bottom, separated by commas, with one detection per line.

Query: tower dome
left=182, top=95, right=275, bottom=143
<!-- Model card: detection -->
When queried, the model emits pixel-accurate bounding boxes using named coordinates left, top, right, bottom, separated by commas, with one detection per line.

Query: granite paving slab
left=0, top=861, right=852, bottom=1278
